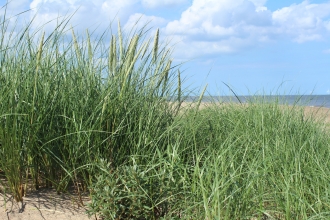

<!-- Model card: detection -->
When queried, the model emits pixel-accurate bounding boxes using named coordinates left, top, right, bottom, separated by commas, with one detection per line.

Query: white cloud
left=124, top=13, right=167, bottom=32
left=249, top=0, right=267, bottom=7
left=165, top=0, right=273, bottom=58
left=2, top=0, right=330, bottom=61
left=29, top=0, right=140, bottom=33
left=1, top=0, right=30, bottom=15
left=163, top=0, right=330, bottom=59
left=272, top=0, right=330, bottom=43
left=0, top=0, right=31, bottom=34
left=142, top=0, right=189, bottom=8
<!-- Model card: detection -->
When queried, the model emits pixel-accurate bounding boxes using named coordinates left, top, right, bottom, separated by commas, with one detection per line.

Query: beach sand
left=180, top=102, right=330, bottom=124
left=303, top=106, right=330, bottom=124
left=1, top=105, right=329, bottom=220
left=0, top=189, right=92, bottom=220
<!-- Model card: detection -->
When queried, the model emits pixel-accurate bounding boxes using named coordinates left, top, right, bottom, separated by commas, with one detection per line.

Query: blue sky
left=1, top=0, right=330, bottom=95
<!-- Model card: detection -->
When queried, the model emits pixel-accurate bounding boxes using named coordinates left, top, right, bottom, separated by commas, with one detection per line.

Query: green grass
left=175, top=101, right=330, bottom=219
left=0, top=7, right=180, bottom=201
left=1, top=8, right=330, bottom=219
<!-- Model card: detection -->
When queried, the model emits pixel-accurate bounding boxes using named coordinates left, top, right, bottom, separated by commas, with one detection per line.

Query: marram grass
left=1, top=8, right=330, bottom=219
left=0, top=10, right=181, bottom=205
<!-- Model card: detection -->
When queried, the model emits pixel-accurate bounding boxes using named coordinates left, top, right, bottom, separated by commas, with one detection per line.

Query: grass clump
left=1, top=7, right=330, bottom=219
left=175, top=100, right=330, bottom=219
left=0, top=8, right=180, bottom=205
left=87, top=156, right=187, bottom=219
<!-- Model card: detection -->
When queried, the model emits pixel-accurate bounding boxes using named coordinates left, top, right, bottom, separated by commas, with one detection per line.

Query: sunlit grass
left=1, top=7, right=330, bottom=219
left=0, top=7, right=181, bottom=205
left=174, top=100, right=330, bottom=219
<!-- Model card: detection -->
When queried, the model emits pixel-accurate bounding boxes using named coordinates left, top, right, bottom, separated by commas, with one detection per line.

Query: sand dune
left=1, top=105, right=329, bottom=220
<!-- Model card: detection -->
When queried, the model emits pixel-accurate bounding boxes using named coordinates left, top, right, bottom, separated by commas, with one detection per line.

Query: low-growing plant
left=87, top=156, right=187, bottom=220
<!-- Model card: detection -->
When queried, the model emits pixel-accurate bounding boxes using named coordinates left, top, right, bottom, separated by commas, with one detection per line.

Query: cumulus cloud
left=141, top=0, right=189, bottom=9
left=0, top=0, right=32, bottom=34
left=163, top=0, right=330, bottom=58
left=165, top=0, right=273, bottom=57
left=2, top=0, right=330, bottom=60
left=124, top=13, right=167, bottom=32
left=0, top=0, right=30, bottom=15
left=272, top=0, right=330, bottom=43
left=29, top=0, right=140, bottom=33
left=0, top=0, right=31, bottom=23
left=249, top=0, right=267, bottom=7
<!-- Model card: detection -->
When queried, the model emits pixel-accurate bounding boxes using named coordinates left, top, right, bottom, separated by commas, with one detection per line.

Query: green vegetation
left=1, top=9, right=330, bottom=219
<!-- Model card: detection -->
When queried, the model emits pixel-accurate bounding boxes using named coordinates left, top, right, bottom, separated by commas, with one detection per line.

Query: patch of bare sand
left=0, top=188, right=93, bottom=220
left=303, top=106, right=330, bottom=124
left=180, top=102, right=330, bottom=125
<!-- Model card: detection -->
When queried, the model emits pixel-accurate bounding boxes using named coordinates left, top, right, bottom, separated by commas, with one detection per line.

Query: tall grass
left=0, top=9, right=181, bottom=204
left=87, top=99, right=330, bottom=219
left=1, top=7, right=330, bottom=219
left=172, top=100, right=330, bottom=219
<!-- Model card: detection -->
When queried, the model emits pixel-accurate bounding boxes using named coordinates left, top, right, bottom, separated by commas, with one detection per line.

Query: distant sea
left=185, top=95, right=330, bottom=108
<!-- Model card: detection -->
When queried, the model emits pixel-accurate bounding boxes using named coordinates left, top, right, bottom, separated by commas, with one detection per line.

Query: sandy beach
left=303, top=106, right=330, bottom=124
left=1, top=105, right=329, bottom=220
left=0, top=189, right=92, bottom=220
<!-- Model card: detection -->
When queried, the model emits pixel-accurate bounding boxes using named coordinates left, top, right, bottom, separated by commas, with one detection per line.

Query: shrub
left=87, top=157, right=187, bottom=219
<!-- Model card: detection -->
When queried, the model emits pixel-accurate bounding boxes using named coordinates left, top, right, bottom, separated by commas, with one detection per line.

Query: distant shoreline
left=180, top=95, right=330, bottom=108
left=176, top=101, right=330, bottom=125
